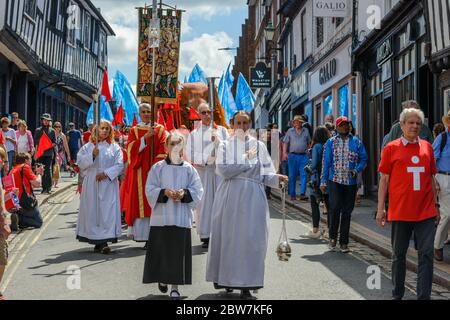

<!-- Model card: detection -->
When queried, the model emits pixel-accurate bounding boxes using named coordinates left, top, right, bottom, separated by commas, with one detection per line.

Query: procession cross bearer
left=122, top=103, right=167, bottom=246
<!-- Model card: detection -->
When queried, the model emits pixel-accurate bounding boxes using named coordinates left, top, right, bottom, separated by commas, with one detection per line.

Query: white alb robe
left=145, top=160, right=203, bottom=228
left=76, top=141, right=124, bottom=242
left=206, top=135, right=280, bottom=288
left=186, top=124, right=229, bottom=239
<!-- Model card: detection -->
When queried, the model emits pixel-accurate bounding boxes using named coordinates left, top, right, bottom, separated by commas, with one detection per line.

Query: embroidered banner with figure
left=137, top=8, right=182, bottom=104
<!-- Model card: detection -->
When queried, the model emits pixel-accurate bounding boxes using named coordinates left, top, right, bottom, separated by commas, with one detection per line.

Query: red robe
left=122, top=124, right=167, bottom=227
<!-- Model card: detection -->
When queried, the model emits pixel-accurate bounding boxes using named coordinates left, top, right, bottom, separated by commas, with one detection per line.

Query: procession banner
left=137, top=8, right=182, bottom=104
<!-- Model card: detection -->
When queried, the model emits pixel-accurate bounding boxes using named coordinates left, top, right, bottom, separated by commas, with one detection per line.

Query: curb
left=271, top=191, right=450, bottom=290
left=7, top=181, right=77, bottom=245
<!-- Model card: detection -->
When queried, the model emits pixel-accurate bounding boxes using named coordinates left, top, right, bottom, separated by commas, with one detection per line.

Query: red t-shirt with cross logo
left=378, top=138, right=437, bottom=222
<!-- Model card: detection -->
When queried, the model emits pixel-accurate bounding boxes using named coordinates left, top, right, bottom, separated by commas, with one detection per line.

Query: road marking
left=1, top=191, right=75, bottom=293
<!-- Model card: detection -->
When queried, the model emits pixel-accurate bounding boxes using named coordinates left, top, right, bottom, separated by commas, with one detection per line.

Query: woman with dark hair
left=304, top=126, right=330, bottom=238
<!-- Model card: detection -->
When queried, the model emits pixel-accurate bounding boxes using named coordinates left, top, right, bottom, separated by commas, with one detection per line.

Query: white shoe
left=304, top=230, right=321, bottom=239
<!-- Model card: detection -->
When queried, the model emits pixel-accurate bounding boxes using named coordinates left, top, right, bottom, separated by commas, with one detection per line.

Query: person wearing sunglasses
left=185, top=102, right=229, bottom=249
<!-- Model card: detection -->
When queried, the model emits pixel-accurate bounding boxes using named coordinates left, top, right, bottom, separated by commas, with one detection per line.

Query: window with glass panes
left=396, top=46, right=415, bottom=105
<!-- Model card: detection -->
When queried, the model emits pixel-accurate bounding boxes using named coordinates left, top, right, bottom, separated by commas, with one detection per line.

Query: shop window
left=315, top=102, right=322, bottom=126
left=304, top=102, right=312, bottom=126
left=316, top=18, right=324, bottom=47
left=339, top=84, right=349, bottom=117
left=397, top=73, right=415, bottom=106
left=444, top=88, right=450, bottom=115
left=371, top=73, right=382, bottom=96
left=323, top=94, right=333, bottom=120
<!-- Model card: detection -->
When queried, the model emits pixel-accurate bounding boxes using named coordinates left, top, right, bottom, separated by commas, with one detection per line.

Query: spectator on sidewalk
left=53, top=122, right=71, bottom=189
left=0, top=184, right=11, bottom=300
left=11, top=153, right=45, bottom=229
left=304, top=126, right=330, bottom=239
left=2, top=117, right=17, bottom=172
left=386, top=100, right=433, bottom=144
left=433, top=110, right=450, bottom=262
left=302, top=114, right=313, bottom=138
left=10, top=112, right=20, bottom=131
left=283, top=115, right=311, bottom=201
left=320, top=116, right=368, bottom=253
left=15, top=120, right=34, bottom=156
left=82, top=124, right=94, bottom=145
left=377, top=107, right=440, bottom=300
left=34, top=114, right=56, bottom=195
left=67, top=123, right=82, bottom=163
left=433, top=123, right=445, bottom=140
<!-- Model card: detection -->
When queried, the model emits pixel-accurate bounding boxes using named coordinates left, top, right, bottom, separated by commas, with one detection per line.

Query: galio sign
left=313, top=0, right=350, bottom=17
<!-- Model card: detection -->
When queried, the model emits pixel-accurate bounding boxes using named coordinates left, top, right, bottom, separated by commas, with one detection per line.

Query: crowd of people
left=0, top=98, right=449, bottom=301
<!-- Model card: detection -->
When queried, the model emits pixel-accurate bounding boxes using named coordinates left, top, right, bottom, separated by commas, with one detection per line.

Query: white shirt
left=17, top=134, right=28, bottom=153
left=2, top=128, right=16, bottom=152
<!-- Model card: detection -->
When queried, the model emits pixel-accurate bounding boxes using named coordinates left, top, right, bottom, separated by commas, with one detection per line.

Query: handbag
left=19, top=166, right=38, bottom=210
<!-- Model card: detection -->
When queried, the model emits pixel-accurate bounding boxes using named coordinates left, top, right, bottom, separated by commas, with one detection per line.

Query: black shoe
left=99, top=243, right=111, bottom=254
left=240, top=289, right=256, bottom=300
left=94, top=244, right=101, bottom=252
left=201, top=242, right=209, bottom=249
left=10, top=213, right=18, bottom=232
left=158, top=283, right=168, bottom=294
left=225, top=288, right=234, bottom=293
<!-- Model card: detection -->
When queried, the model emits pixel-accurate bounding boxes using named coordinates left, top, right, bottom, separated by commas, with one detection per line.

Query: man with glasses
left=10, top=113, right=19, bottom=131
left=186, top=102, right=228, bottom=248
left=122, top=104, right=167, bottom=247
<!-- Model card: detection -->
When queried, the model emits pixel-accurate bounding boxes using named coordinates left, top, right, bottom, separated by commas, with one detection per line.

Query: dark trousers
left=310, top=193, right=329, bottom=229
left=18, top=207, right=43, bottom=228
left=39, top=156, right=53, bottom=192
left=328, top=181, right=357, bottom=245
left=391, top=218, right=436, bottom=300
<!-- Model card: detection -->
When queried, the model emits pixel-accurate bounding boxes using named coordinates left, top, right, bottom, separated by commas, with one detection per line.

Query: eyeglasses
left=200, top=111, right=212, bottom=115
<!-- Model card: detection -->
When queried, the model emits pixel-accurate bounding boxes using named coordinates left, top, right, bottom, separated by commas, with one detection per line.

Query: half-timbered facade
left=0, top=0, right=114, bottom=131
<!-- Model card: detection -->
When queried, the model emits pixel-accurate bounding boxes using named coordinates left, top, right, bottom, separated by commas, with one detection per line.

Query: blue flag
left=217, top=73, right=225, bottom=103
left=188, top=64, right=208, bottom=84
left=86, top=95, right=114, bottom=126
left=235, top=73, right=255, bottom=113
left=221, top=78, right=237, bottom=125
left=225, top=62, right=234, bottom=87
left=113, top=70, right=141, bottom=125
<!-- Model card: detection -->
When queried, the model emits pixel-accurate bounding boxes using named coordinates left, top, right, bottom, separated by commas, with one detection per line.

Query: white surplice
left=145, top=160, right=203, bottom=228
left=206, top=135, right=280, bottom=289
left=186, top=124, right=229, bottom=239
left=76, top=141, right=124, bottom=242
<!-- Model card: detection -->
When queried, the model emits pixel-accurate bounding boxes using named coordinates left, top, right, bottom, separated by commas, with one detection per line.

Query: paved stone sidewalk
left=270, top=188, right=450, bottom=292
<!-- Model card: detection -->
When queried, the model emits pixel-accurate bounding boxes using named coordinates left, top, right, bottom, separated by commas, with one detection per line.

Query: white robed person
left=143, top=132, right=203, bottom=299
left=76, top=120, right=124, bottom=254
left=206, top=111, right=288, bottom=300
left=186, top=102, right=229, bottom=248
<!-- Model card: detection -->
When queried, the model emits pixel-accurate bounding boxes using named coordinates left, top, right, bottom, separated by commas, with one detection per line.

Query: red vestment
left=122, top=124, right=166, bottom=227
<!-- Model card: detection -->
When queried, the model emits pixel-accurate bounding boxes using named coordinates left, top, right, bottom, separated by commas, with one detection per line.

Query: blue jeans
left=7, top=151, right=14, bottom=174
left=287, top=153, right=309, bottom=197
left=280, top=160, right=288, bottom=176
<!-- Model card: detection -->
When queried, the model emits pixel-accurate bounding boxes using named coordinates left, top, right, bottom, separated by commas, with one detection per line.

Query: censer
left=276, top=182, right=291, bottom=261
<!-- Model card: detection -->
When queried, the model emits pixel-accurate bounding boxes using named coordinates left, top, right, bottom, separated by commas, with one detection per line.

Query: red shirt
left=0, top=131, right=4, bottom=145
left=82, top=131, right=91, bottom=144
left=378, top=138, right=437, bottom=222
left=11, top=164, right=37, bottom=198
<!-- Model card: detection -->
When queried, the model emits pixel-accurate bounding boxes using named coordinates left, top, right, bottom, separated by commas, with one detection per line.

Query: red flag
left=165, top=110, right=175, bottom=131
left=35, top=131, right=53, bottom=160
left=112, top=103, right=124, bottom=126
left=189, top=106, right=201, bottom=121
left=158, top=107, right=166, bottom=127
left=101, top=70, right=112, bottom=102
left=132, top=114, right=138, bottom=127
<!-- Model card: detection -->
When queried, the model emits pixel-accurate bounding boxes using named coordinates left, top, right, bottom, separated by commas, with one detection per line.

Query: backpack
left=440, top=132, right=448, bottom=154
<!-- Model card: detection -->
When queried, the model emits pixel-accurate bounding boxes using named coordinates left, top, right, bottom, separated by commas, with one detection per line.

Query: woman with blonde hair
left=76, top=120, right=124, bottom=254
left=15, top=120, right=34, bottom=155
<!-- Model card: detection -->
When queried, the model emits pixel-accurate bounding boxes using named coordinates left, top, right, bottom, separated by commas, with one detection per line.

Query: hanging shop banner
left=250, top=62, right=272, bottom=88
left=313, top=0, right=350, bottom=17
left=137, top=8, right=182, bottom=104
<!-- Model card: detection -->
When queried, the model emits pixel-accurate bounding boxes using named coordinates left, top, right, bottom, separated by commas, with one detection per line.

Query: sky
left=91, top=0, right=248, bottom=93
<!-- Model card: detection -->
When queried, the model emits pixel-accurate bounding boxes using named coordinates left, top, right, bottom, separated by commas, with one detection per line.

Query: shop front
left=309, top=38, right=356, bottom=130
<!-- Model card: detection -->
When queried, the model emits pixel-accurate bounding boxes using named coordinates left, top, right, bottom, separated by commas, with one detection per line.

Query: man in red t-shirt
left=377, top=105, right=440, bottom=300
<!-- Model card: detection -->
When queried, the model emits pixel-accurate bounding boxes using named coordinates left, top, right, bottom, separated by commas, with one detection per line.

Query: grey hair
left=401, top=100, right=420, bottom=110
left=139, top=103, right=152, bottom=112
left=198, top=102, right=211, bottom=111
left=399, top=108, right=425, bottom=124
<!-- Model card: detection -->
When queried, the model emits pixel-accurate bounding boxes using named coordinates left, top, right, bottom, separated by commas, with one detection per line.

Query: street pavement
left=5, top=187, right=446, bottom=300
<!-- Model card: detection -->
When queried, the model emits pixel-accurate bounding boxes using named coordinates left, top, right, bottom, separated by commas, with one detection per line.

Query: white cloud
left=179, top=32, right=234, bottom=79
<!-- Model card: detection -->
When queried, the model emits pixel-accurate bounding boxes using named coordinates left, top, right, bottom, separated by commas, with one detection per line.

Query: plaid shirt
left=332, top=136, right=351, bottom=185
